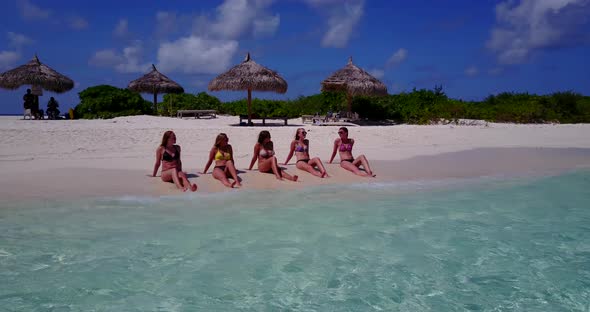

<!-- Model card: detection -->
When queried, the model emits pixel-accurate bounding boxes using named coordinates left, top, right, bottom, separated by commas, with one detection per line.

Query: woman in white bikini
left=329, top=127, right=375, bottom=177
left=152, top=130, right=198, bottom=191
left=283, top=128, right=328, bottom=178
left=249, top=130, right=298, bottom=181
left=202, top=133, right=241, bottom=188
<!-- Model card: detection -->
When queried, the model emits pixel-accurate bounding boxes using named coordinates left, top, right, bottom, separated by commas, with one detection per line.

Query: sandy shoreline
left=1, top=115, right=589, bottom=201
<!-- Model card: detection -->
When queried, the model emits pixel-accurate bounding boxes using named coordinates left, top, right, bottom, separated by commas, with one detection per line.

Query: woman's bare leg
left=225, top=160, right=241, bottom=187
left=162, top=169, right=186, bottom=190
left=353, top=155, right=375, bottom=177
left=280, top=169, right=298, bottom=181
left=213, top=167, right=234, bottom=188
left=309, top=157, right=328, bottom=177
left=269, top=156, right=282, bottom=180
left=296, top=161, right=323, bottom=177
left=340, top=161, right=371, bottom=177
left=179, top=171, right=198, bottom=191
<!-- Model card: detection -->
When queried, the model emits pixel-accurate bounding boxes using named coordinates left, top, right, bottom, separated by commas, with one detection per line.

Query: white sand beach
left=1, top=115, right=589, bottom=200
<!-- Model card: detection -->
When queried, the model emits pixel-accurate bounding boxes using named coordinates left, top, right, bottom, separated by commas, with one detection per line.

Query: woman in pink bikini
left=249, top=130, right=298, bottom=181
left=283, top=128, right=328, bottom=178
left=152, top=130, right=198, bottom=191
left=329, top=127, right=375, bottom=177
left=201, top=133, right=241, bottom=188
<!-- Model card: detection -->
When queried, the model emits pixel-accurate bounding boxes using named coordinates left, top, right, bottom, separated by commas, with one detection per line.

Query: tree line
left=74, top=84, right=590, bottom=124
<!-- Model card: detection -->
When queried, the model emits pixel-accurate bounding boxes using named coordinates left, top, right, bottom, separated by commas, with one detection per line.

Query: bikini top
left=294, top=142, right=309, bottom=153
left=215, top=149, right=231, bottom=161
left=162, top=145, right=180, bottom=161
left=339, top=140, right=353, bottom=152
left=259, top=148, right=275, bottom=158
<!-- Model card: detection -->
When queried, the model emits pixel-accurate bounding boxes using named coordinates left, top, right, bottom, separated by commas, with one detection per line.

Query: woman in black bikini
left=202, top=133, right=241, bottom=188
left=283, top=128, right=328, bottom=178
left=329, top=127, right=375, bottom=177
left=152, top=130, right=198, bottom=192
left=249, top=130, right=298, bottom=181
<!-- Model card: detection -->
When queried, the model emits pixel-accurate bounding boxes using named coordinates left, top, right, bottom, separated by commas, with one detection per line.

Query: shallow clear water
left=1, top=171, right=590, bottom=311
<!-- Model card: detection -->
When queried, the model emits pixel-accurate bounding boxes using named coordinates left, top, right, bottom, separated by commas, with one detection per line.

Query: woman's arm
left=283, top=140, right=296, bottom=165
left=229, top=145, right=236, bottom=163
left=177, top=145, right=183, bottom=172
left=152, top=146, right=163, bottom=176
left=329, top=139, right=339, bottom=163
left=202, top=147, right=216, bottom=174
left=248, top=143, right=260, bottom=170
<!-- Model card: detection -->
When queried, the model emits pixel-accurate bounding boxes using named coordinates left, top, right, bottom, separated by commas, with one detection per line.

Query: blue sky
left=1, top=0, right=589, bottom=114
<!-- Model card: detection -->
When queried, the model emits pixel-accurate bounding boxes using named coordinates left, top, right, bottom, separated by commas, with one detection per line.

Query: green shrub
left=74, top=85, right=153, bottom=119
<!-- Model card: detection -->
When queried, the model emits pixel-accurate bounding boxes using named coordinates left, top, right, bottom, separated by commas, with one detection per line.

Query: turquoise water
left=1, top=171, right=590, bottom=311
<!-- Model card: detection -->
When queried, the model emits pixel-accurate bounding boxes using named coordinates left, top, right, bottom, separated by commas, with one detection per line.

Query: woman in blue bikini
left=283, top=128, right=328, bottom=178
left=152, top=130, right=198, bottom=191
left=329, top=127, right=375, bottom=177
left=202, top=133, right=241, bottom=188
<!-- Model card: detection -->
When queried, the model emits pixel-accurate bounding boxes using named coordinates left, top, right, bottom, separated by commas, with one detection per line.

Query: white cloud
left=486, top=0, right=590, bottom=64
left=0, top=51, right=20, bottom=70
left=70, top=16, right=89, bottom=30
left=89, top=42, right=151, bottom=73
left=253, top=14, right=280, bottom=38
left=387, top=48, right=408, bottom=66
left=114, top=19, right=129, bottom=38
left=7, top=32, right=34, bottom=47
left=368, top=69, right=384, bottom=79
left=157, top=36, right=239, bottom=74
left=317, top=0, right=364, bottom=48
left=192, top=0, right=279, bottom=40
left=18, top=0, right=50, bottom=20
left=464, top=66, right=479, bottom=77
left=89, top=49, right=123, bottom=67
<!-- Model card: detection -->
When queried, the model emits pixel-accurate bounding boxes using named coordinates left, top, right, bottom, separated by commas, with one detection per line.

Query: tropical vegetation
left=74, top=84, right=590, bottom=124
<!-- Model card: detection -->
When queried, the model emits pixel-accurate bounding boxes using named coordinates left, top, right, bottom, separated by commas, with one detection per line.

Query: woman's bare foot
left=230, top=181, right=237, bottom=188
left=191, top=184, right=198, bottom=192
left=321, top=171, right=327, bottom=178
left=293, top=175, right=299, bottom=182
left=234, top=182, right=242, bottom=188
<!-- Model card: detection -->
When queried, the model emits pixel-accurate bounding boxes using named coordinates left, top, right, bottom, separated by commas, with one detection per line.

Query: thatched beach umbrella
left=321, top=56, right=388, bottom=113
left=0, top=54, right=74, bottom=93
left=128, top=64, right=184, bottom=113
left=208, top=52, right=287, bottom=125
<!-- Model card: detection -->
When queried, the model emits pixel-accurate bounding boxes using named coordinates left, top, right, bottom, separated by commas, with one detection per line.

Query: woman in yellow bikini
left=152, top=130, right=198, bottom=192
left=202, top=133, right=241, bottom=188
left=283, top=128, right=329, bottom=178
left=249, top=130, right=298, bottom=181
left=329, top=127, right=375, bottom=177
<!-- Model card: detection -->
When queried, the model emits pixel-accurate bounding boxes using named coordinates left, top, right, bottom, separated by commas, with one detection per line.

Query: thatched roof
left=0, top=54, right=74, bottom=93
left=208, top=53, right=287, bottom=93
left=321, top=57, right=387, bottom=96
left=128, top=64, right=184, bottom=94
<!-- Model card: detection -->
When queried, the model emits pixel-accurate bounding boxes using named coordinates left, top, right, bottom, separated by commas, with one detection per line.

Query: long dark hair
left=214, top=133, right=228, bottom=148
left=258, top=130, right=271, bottom=144
left=160, top=130, right=175, bottom=147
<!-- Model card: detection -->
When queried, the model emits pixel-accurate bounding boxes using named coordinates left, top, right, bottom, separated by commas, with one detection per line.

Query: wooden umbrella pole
left=347, top=92, right=352, bottom=113
left=247, top=88, right=252, bottom=125
left=153, top=92, right=158, bottom=115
